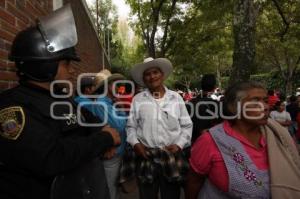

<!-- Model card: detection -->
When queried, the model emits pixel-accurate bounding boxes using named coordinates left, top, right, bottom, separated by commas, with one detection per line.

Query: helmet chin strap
left=17, top=70, right=55, bottom=83
left=16, top=59, right=59, bottom=83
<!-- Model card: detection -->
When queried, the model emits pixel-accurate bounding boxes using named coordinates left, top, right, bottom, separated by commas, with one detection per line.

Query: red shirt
left=116, top=94, right=132, bottom=113
left=189, top=121, right=269, bottom=192
left=183, top=93, right=193, bottom=102
left=268, top=95, right=279, bottom=110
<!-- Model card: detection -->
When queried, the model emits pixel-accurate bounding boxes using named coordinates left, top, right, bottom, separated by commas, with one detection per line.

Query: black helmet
left=9, top=4, right=80, bottom=82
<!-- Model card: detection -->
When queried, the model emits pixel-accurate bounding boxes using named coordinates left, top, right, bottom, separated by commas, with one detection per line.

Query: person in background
left=93, top=70, right=128, bottom=199
left=184, top=90, right=194, bottom=102
left=267, top=89, right=279, bottom=111
left=76, top=76, right=96, bottom=96
left=286, top=95, right=299, bottom=137
left=270, top=100, right=292, bottom=130
left=124, top=57, right=193, bottom=199
left=116, top=84, right=133, bottom=115
left=74, top=75, right=98, bottom=120
left=187, top=74, right=222, bottom=144
left=0, top=5, right=120, bottom=199
left=186, top=81, right=300, bottom=199
left=211, top=87, right=223, bottom=101
left=76, top=69, right=127, bottom=199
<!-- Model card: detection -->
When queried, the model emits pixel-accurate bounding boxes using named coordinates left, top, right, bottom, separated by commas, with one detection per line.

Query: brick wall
left=0, top=0, right=109, bottom=92
left=0, top=0, right=53, bottom=91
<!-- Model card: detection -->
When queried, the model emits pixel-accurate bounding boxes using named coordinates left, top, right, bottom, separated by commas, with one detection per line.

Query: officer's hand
left=164, top=144, right=181, bottom=154
left=133, top=143, right=148, bottom=159
left=103, top=147, right=117, bottom=159
left=102, top=125, right=121, bottom=146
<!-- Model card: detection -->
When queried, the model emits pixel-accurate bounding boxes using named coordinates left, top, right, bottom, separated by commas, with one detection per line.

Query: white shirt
left=126, top=87, right=193, bottom=149
left=270, top=110, right=291, bottom=129
left=154, top=95, right=165, bottom=107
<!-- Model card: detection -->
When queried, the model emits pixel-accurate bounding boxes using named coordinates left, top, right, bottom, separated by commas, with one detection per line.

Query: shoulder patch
left=0, top=106, right=25, bottom=140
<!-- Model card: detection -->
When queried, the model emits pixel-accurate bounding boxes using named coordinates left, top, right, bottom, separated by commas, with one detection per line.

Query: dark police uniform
left=0, top=4, right=116, bottom=199
left=0, top=82, right=114, bottom=199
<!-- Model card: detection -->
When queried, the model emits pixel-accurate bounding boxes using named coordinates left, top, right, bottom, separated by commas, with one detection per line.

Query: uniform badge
left=0, top=106, right=25, bottom=140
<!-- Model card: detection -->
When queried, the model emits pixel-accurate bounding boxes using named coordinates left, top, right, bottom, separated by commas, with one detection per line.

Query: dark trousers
left=137, top=163, right=181, bottom=199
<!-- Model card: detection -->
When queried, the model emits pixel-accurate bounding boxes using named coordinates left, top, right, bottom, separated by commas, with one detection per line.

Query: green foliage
left=87, top=0, right=300, bottom=94
left=222, top=71, right=300, bottom=96
left=88, top=0, right=120, bottom=70
left=88, top=0, right=117, bottom=33
left=110, top=19, right=146, bottom=79
left=126, top=0, right=195, bottom=57
left=87, top=0, right=144, bottom=79
left=255, top=0, right=300, bottom=94
left=168, top=0, right=233, bottom=90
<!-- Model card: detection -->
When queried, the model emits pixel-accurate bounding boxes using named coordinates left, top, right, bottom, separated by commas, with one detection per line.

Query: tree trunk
left=285, top=79, right=293, bottom=96
left=217, top=58, right=222, bottom=88
left=229, top=0, right=258, bottom=86
left=148, top=44, right=156, bottom=58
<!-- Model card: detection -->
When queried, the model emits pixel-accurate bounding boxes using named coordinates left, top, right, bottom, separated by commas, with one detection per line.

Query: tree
left=126, top=0, right=186, bottom=58
left=120, top=0, right=300, bottom=93
left=88, top=0, right=118, bottom=63
left=87, top=0, right=148, bottom=78
left=169, top=0, right=233, bottom=90
left=256, top=0, right=300, bottom=95
left=125, top=0, right=239, bottom=90
left=111, top=18, right=146, bottom=77
left=229, top=0, right=262, bottom=85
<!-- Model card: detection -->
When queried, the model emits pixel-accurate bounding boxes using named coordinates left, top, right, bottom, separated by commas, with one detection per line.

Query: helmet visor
left=38, top=4, right=78, bottom=53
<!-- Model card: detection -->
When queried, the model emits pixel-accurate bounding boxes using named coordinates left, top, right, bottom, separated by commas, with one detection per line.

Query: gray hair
left=223, top=81, right=266, bottom=116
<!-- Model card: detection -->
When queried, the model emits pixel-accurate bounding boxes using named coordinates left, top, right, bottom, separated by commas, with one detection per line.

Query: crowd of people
left=181, top=80, right=300, bottom=145
left=0, top=4, right=300, bottom=199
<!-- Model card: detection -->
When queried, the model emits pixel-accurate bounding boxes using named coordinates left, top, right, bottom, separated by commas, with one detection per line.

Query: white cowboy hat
left=130, top=57, right=173, bottom=86
left=93, top=69, right=125, bottom=91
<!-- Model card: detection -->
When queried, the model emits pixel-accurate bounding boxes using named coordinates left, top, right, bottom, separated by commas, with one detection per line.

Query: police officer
left=0, top=5, right=120, bottom=199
